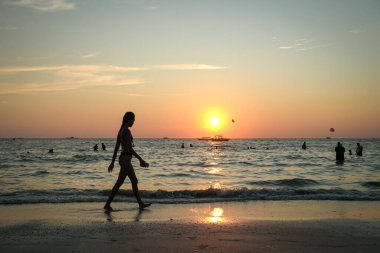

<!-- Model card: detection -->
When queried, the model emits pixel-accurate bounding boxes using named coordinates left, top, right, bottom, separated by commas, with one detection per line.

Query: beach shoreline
left=1, top=201, right=380, bottom=252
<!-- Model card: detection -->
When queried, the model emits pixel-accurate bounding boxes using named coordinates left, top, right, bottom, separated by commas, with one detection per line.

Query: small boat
left=211, top=135, right=229, bottom=141
left=198, top=137, right=212, bottom=141
left=198, top=135, right=229, bottom=141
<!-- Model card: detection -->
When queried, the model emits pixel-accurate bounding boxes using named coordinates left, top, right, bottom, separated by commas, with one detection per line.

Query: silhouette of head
left=122, top=112, right=135, bottom=128
left=337, top=142, right=341, bottom=146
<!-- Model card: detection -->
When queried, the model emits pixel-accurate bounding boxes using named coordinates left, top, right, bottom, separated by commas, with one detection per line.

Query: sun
left=203, top=108, right=227, bottom=132
left=210, top=117, right=220, bottom=128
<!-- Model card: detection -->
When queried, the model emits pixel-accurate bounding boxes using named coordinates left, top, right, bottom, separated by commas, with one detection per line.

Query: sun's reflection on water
left=208, top=167, right=221, bottom=174
left=211, top=182, right=222, bottom=189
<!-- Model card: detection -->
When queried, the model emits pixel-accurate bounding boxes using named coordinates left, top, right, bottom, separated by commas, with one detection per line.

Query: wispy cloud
left=153, top=64, right=229, bottom=70
left=0, top=64, right=144, bottom=94
left=81, top=53, right=99, bottom=59
left=0, top=78, right=143, bottom=95
left=0, top=64, right=229, bottom=74
left=8, top=0, right=75, bottom=12
left=278, top=46, right=293, bottom=49
left=273, top=37, right=330, bottom=52
left=147, top=5, right=157, bottom=10
left=271, top=36, right=279, bottom=43
left=0, top=63, right=228, bottom=94
left=296, top=44, right=331, bottom=51
left=0, top=65, right=144, bottom=73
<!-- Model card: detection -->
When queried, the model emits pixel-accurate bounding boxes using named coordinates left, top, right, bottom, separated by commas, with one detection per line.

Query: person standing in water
left=335, top=142, right=345, bottom=163
left=356, top=143, right=363, bottom=156
left=104, top=112, right=151, bottom=211
left=302, top=142, right=307, bottom=150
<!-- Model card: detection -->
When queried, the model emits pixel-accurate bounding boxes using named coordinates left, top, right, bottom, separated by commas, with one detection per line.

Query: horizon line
left=1, top=137, right=379, bottom=140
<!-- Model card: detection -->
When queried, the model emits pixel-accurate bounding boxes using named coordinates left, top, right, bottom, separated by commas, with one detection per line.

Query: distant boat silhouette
left=198, top=135, right=229, bottom=141
left=198, top=137, right=212, bottom=141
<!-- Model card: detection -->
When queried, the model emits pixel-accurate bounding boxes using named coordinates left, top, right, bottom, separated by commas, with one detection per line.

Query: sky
left=0, top=0, right=379, bottom=138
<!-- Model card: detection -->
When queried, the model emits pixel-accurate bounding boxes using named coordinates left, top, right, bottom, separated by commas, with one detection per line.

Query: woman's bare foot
left=139, top=203, right=152, bottom=210
left=104, top=204, right=114, bottom=211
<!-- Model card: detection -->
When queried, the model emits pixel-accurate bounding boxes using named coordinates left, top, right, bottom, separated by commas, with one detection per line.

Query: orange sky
left=0, top=0, right=379, bottom=138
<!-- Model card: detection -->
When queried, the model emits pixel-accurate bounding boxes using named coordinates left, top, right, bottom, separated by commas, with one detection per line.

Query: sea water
left=0, top=138, right=379, bottom=204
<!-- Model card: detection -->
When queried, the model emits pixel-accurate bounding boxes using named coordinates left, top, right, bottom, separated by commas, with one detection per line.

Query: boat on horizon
left=198, top=135, right=229, bottom=141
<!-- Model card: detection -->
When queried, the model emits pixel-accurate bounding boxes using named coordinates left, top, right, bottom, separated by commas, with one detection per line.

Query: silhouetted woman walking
left=104, top=112, right=151, bottom=211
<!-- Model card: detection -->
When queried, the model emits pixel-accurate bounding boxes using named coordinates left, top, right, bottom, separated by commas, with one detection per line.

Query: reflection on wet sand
left=104, top=210, right=113, bottom=222
left=206, top=207, right=225, bottom=223
left=104, top=209, right=147, bottom=222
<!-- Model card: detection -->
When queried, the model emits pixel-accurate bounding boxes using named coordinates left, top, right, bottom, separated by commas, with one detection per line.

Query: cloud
left=0, top=79, right=144, bottom=94
left=8, top=0, right=75, bottom=12
left=0, top=63, right=228, bottom=94
left=152, top=64, right=229, bottom=70
left=271, top=36, right=279, bottom=43
left=278, top=38, right=312, bottom=50
left=274, top=37, right=329, bottom=51
left=0, top=64, right=145, bottom=94
left=81, top=53, right=99, bottom=59
left=279, top=46, right=293, bottom=50
left=0, top=65, right=144, bottom=73
left=0, top=78, right=143, bottom=94
left=296, top=44, right=331, bottom=51
left=0, top=64, right=229, bottom=74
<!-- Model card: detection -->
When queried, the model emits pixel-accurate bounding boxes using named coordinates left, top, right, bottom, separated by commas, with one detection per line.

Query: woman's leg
left=126, top=164, right=151, bottom=209
left=104, top=163, right=127, bottom=210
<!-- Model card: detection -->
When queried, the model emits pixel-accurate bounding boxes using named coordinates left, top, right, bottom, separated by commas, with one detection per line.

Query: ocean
left=0, top=138, right=379, bottom=204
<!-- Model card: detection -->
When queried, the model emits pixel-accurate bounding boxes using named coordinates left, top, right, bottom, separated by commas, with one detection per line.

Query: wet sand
left=1, top=201, right=380, bottom=252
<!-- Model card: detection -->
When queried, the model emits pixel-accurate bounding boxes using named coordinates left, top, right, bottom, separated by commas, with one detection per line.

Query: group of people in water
left=93, top=143, right=106, bottom=151
left=334, top=142, right=363, bottom=163
left=48, top=143, right=106, bottom=154
left=302, top=141, right=363, bottom=164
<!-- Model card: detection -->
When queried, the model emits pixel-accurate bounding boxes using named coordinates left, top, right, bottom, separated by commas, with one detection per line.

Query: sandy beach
left=1, top=201, right=380, bottom=252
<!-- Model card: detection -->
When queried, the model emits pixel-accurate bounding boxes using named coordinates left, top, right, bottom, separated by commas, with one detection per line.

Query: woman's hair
left=121, top=112, right=135, bottom=128
left=120, top=112, right=135, bottom=143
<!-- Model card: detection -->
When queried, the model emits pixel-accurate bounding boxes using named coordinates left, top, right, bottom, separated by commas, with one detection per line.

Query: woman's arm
left=108, top=134, right=121, bottom=172
left=125, top=130, right=149, bottom=167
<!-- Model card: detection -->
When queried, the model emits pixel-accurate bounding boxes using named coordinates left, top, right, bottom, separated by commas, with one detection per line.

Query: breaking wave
left=1, top=187, right=379, bottom=204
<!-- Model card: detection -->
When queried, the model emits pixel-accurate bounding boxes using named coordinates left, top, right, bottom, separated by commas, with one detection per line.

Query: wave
left=70, top=154, right=104, bottom=163
left=1, top=187, right=379, bottom=204
left=249, top=178, right=319, bottom=187
left=33, top=170, right=49, bottom=176
left=362, top=181, right=380, bottom=188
